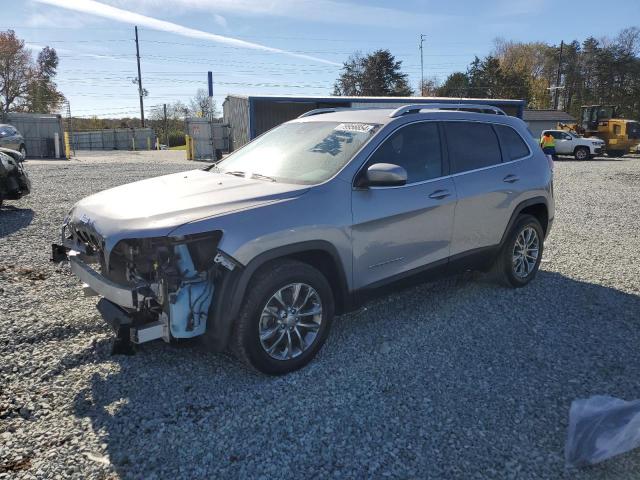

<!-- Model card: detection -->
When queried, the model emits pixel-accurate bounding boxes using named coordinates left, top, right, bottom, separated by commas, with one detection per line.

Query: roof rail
left=389, top=103, right=507, bottom=118
left=298, top=108, right=338, bottom=118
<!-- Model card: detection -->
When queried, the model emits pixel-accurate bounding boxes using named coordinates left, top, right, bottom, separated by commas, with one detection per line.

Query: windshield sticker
left=334, top=123, right=376, bottom=133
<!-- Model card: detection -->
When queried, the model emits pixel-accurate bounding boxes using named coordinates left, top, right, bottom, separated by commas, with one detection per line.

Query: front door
left=351, top=121, right=457, bottom=289
left=550, top=131, right=572, bottom=155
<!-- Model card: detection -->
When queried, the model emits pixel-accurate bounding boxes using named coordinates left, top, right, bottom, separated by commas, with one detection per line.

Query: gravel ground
left=1, top=151, right=640, bottom=479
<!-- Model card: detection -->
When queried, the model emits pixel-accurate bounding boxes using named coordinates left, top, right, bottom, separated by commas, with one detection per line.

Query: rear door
left=445, top=121, right=531, bottom=256
left=351, top=121, right=457, bottom=289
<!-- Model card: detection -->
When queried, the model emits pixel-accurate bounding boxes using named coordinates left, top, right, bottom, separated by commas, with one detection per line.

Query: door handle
left=428, top=189, right=451, bottom=200
left=503, top=174, right=520, bottom=183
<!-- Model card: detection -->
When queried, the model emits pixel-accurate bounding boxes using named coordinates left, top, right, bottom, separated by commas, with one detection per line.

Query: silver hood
left=68, top=169, right=309, bottom=252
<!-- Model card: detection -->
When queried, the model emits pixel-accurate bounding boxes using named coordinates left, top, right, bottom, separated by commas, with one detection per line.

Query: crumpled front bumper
left=69, top=255, right=141, bottom=309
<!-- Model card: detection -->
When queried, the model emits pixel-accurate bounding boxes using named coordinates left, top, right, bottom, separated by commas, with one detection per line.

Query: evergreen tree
left=334, top=50, right=412, bottom=96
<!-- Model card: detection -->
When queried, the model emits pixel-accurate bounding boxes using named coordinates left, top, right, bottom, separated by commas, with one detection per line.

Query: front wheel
left=231, top=260, right=334, bottom=374
left=492, top=214, right=544, bottom=288
left=574, top=147, right=589, bottom=161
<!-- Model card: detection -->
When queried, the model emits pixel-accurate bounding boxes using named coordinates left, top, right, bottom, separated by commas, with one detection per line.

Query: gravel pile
left=1, top=151, right=640, bottom=479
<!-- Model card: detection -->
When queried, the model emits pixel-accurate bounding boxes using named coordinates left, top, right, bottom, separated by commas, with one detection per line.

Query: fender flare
left=498, top=196, right=550, bottom=248
left=205, top=240, right=349, bottom=351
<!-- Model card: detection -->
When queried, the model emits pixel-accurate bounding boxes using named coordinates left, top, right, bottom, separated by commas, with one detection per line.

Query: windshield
left=214, top=121, right=379, bottom=184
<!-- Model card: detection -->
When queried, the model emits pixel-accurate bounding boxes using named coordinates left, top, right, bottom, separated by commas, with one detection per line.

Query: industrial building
left=222, top=95, right=527, bottom=151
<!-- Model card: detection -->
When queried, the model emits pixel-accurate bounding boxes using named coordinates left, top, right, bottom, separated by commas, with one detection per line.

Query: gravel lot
left=1, top=150, right=640, bottom=479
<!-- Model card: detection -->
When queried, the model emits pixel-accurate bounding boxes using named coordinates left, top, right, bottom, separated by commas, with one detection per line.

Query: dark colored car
left=0, top=148, right=30, bottom=207
left=0, top=124, right=26, bottom=158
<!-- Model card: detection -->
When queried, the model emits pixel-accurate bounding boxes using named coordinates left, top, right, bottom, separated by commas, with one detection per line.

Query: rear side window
left=444, top=122, right=502, bottom=174
left=495, top=125, right=530, bottom=161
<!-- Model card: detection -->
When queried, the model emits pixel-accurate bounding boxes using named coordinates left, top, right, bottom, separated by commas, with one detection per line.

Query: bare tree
left=189, top=89, right=218, bottom=119
left=419, top=76, right=440, bottom=96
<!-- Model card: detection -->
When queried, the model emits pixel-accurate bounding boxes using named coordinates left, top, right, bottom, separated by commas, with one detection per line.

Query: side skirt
left=348, top=245, right=499, bottom=311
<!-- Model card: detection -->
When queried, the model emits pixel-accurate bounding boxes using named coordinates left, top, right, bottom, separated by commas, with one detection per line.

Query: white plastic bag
left=566, top=395, right=640, bottom=467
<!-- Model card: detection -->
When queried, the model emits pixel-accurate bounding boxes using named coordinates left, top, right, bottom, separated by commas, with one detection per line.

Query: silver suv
left=54, top=104, right=554, bottom=374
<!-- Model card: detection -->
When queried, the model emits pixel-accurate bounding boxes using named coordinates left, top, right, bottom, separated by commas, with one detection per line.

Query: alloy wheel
left=512, top=226, right=539, bottom=278
left=258, top=283, right=322, bottom=360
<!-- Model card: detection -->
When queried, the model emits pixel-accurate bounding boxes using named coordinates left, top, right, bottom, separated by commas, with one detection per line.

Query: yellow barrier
left=185, top=135, right=192, bottom=160
left=63, top=132, right=71, bottom=159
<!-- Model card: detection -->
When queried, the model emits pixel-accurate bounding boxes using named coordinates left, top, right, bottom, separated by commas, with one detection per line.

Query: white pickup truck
left=542, top=130, right=606, bottom=160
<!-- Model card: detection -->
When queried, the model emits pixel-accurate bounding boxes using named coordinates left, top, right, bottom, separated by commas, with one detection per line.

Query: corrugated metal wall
left=222, top=95, right=526, bottom=152
left=6, top=113, right=65, bottom=158
left=71, top=128, right=156, bottom=151
left=253, top=100, right=316, bottom=138
left=223, top=96, right=249, bottom=151
left=185, top=118, right=230, bottom=160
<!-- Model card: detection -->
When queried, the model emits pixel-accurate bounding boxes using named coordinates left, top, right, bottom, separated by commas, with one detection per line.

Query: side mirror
left=358, top=163, right=407, bottom=188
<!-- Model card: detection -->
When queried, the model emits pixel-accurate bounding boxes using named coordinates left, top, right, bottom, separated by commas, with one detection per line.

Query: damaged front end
left=53, top=224, right=237, bottom=351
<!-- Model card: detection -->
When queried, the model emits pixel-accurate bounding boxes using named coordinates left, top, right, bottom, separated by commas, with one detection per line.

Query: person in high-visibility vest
left=540, top=131, right=556, bottom=169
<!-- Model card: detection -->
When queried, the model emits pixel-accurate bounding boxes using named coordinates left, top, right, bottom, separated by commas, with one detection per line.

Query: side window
left=0, top=127, right=10, bottom=137
left=495, top=125, right=530, bottom=161
left=550, top=131, right=564, bottom=140
left=367, top=122, right=442, bottom=184
left=445, top=122, right=502, bottom=174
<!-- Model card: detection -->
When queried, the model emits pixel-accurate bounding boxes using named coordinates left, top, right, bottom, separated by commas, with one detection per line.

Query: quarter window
left=444, top=122, right=502, bottom=174
left=495, top=125, right=530, bottom=161
left=367, top=122, right=442, bottom=184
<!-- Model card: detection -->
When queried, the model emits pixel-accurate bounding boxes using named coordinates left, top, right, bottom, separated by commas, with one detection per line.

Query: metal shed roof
left=523, top=110, right=576, bottom=122
left=224, top=94, right=525, bottom=106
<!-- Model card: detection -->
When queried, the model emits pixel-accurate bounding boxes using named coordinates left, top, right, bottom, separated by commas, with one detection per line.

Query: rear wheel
left=492, top=214, right=544, bottom=288
left=607, top=150, right=625, bottom=158
left=18, top=145, right=26, bottom=159
left=231, top=259, right=334, bottom=374
left=574, top=147, right=589, bottom=161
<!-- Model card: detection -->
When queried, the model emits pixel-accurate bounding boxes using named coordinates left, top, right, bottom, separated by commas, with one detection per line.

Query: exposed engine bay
left=53, top=225, right=236, bottom=352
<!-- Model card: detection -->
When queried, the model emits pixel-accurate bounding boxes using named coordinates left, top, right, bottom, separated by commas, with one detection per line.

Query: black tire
left=607, top=150, right=625, bottom=158
left=574, top=147, right=589, bottom=161
left=491, top=214, right=544, bottom=288
left=231, top=259, right=334, bottom=375
left=19, top=145, right=26, bottom=159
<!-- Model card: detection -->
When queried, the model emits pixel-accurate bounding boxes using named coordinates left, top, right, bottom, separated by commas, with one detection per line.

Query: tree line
left=333, top=26, right=640, bottom=120
left=0, top=30, right=65, bottom=114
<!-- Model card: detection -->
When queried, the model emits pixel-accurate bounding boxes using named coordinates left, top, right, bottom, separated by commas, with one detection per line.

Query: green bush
left=167, top=131, right=185, bottom=147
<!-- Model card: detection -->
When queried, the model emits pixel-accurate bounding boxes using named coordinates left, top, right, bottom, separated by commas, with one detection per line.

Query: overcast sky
left=4, top=0, right=640, bottom=119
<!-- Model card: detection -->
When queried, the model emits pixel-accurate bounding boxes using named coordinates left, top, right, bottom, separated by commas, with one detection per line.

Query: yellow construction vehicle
left=558, top=105, right=640, bottom=157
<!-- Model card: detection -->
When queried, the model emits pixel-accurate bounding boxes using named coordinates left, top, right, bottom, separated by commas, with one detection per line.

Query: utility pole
left=163, top=103, right=168, bottom=147
left=135, top=26, right=145, bottom=127
left=554, top=40, right=564, bottom=110
left=419, top=34, right=426, bottom=96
